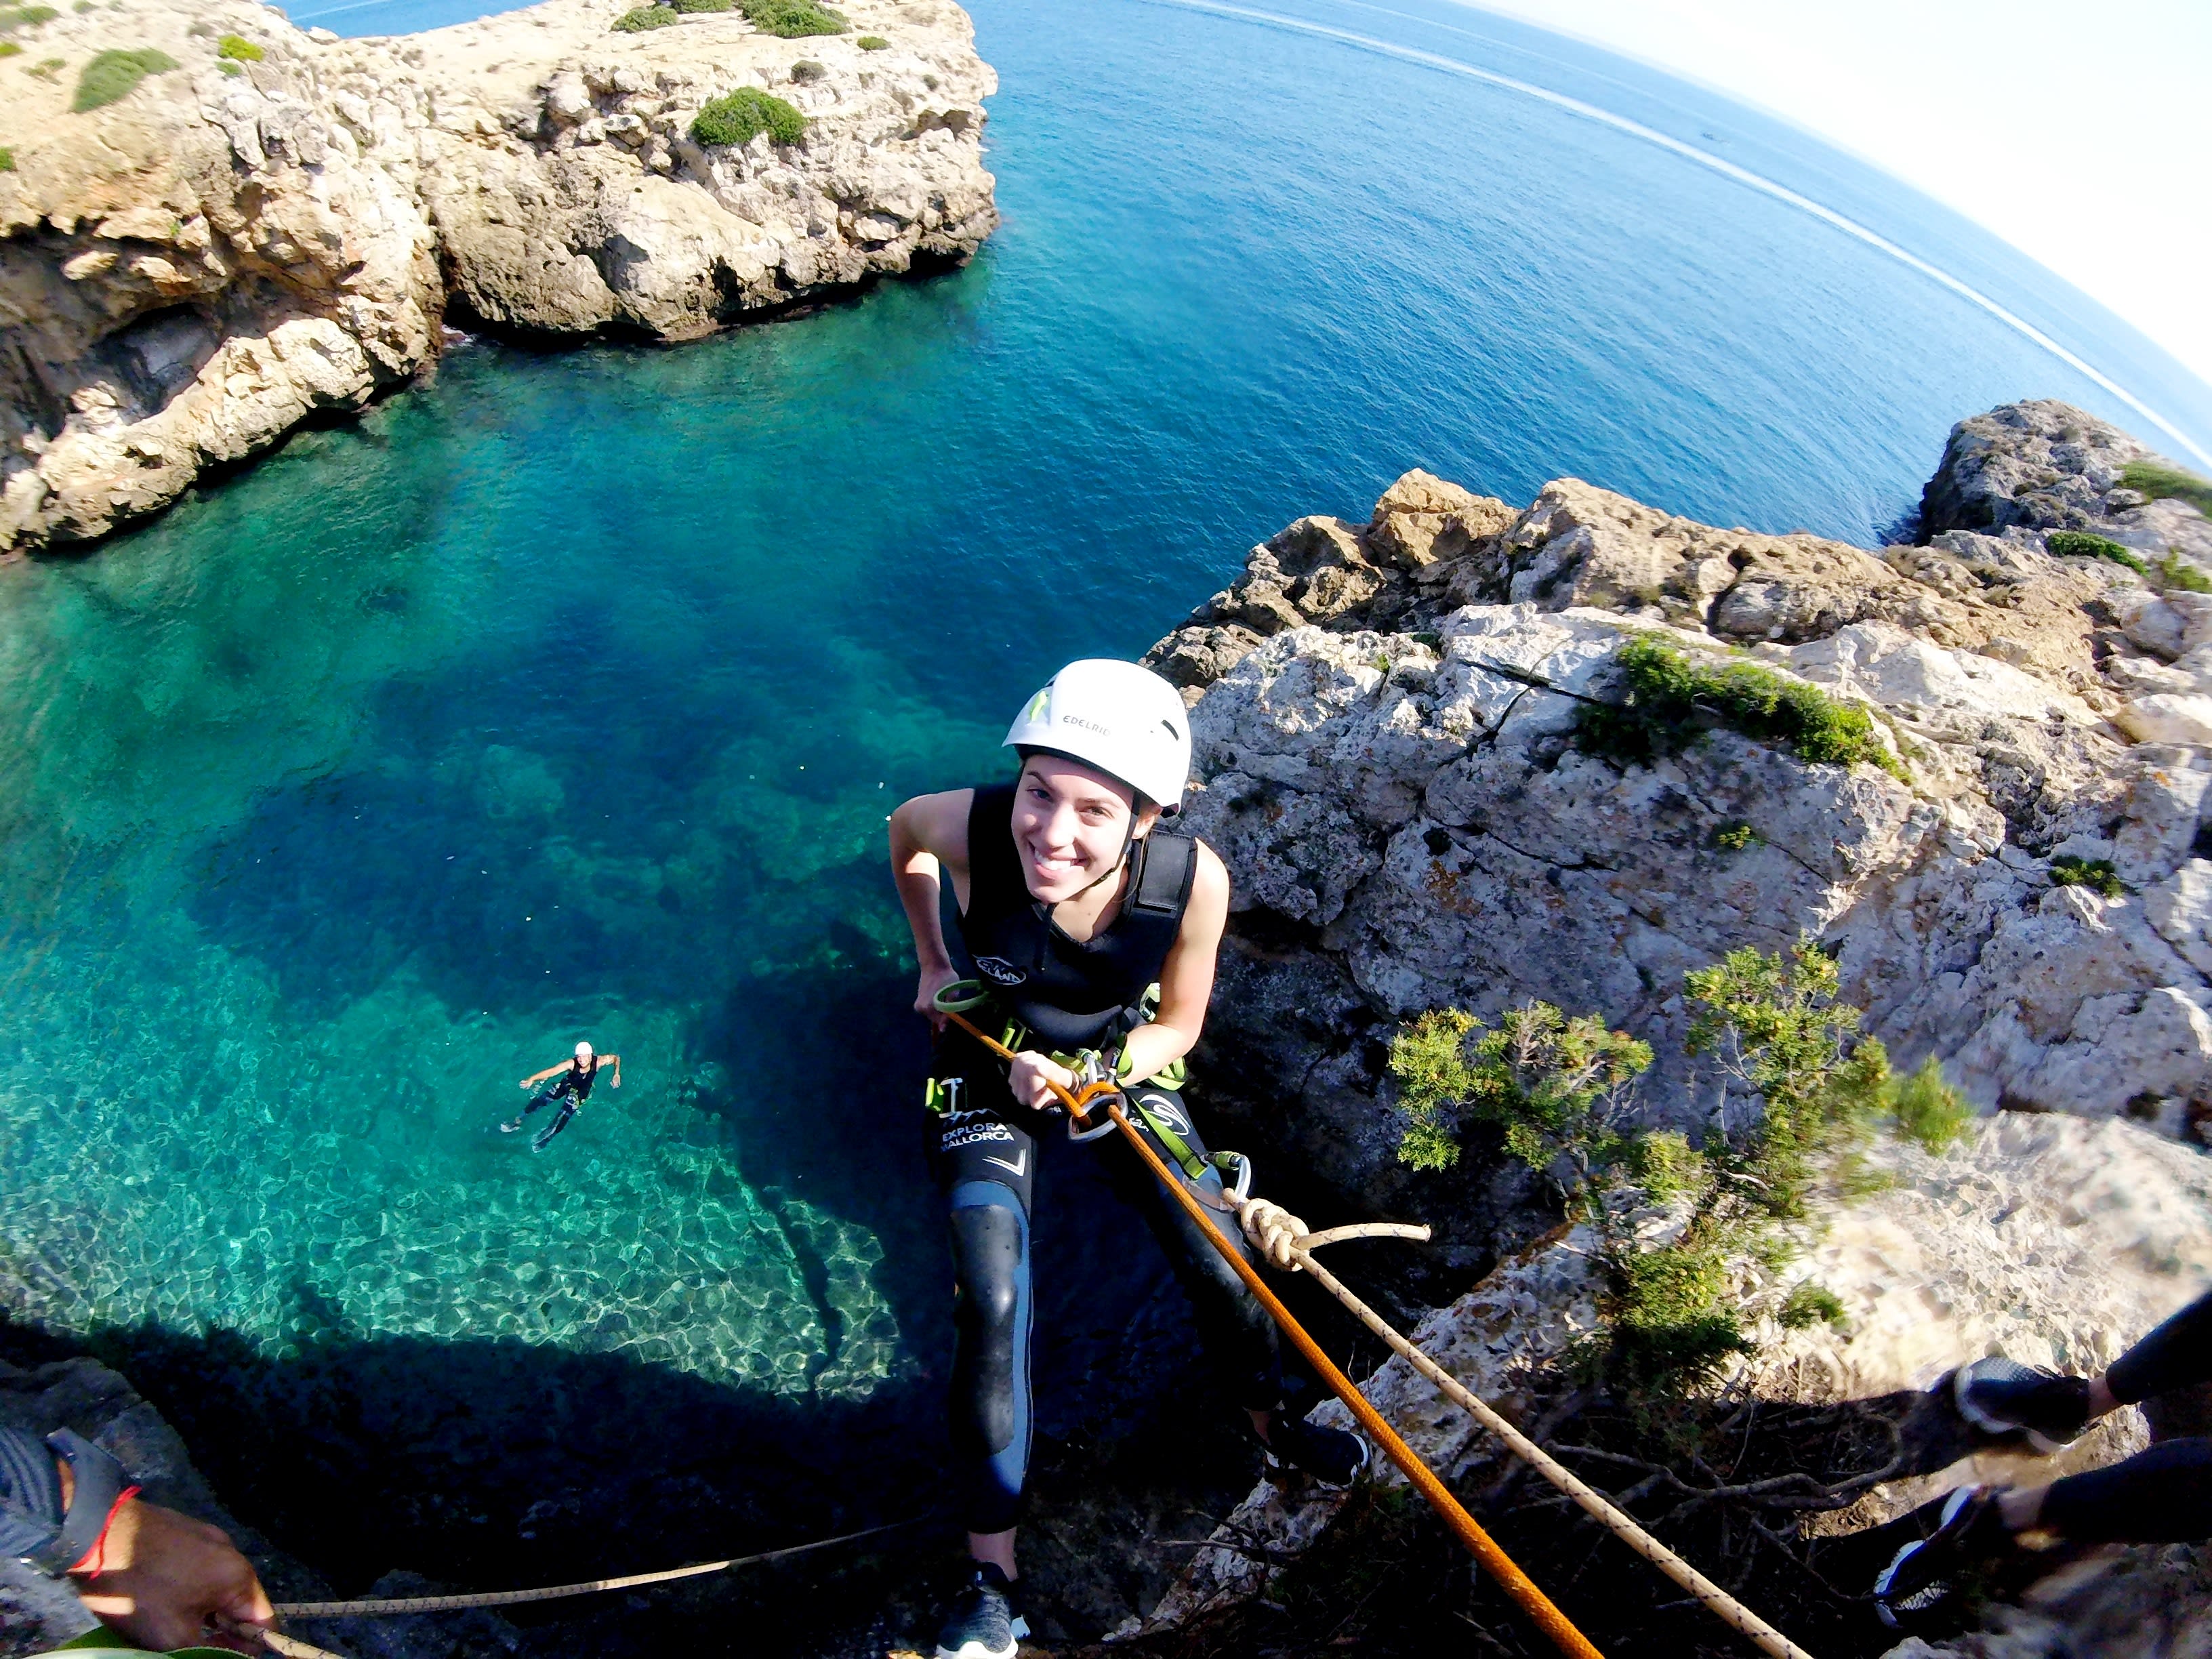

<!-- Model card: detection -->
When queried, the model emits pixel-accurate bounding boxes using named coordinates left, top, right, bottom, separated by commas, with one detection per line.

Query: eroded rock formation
left=0, top=0, right=997, bottom=552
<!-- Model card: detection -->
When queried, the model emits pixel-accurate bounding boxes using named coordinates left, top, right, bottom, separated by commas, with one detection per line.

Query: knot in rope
left=1238, top=1197, right=1311, bottom=1271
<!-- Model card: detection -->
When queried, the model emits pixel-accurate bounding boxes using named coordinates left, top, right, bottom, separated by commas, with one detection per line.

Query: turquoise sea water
left=5, top=0, right=2211, bottom=1579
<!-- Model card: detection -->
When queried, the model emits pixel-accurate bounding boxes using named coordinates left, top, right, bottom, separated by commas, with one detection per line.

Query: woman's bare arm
left=890, top=789, right=975, bottom=1026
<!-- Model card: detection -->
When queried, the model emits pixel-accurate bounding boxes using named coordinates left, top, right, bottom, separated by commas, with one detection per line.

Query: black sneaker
left=1872, top=1485, right=2011, bottom=1630
left=933, top=1562, right=1027, bottom=1659
left=1260, top=1412, right=1370, bottom=1486
left=1952, top=1357, right=2091, bottom=1454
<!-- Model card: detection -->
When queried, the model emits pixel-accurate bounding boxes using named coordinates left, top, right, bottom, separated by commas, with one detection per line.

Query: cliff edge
left=0, top=0, right=997, bottom=553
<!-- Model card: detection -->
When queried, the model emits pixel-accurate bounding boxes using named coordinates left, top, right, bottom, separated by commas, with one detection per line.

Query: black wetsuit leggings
left=927, top=1035, right=1281, bottom=1535
left=2039, top=1287, right=2212, bottom=1544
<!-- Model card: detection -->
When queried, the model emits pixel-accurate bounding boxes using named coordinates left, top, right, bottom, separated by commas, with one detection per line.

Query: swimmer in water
left=502, top=1041, right=621, bottom=1151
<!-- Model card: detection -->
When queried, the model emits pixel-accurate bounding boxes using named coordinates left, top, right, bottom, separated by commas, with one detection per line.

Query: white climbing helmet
left=575, top=1041, right=594, bottom=1061
left=1004, top=659, right=1191, bottom=811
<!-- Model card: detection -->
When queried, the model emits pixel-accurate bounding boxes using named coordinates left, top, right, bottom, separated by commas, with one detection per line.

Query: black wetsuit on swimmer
left=928, top=783, right=1285, bottom=1536
left=515, top=1057, right=596, bottom=1149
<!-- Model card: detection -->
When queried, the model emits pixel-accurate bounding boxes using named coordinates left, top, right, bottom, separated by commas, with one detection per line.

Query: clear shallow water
left=5, top=0, right=2211, bottom=1540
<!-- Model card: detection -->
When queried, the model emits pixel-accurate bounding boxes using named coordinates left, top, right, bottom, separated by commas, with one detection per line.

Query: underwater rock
left=0, top=0, right=999, bottom=553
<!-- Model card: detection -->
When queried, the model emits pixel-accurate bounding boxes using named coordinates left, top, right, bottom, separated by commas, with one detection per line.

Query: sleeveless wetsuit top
left=960, top=783, right=1197, bottom=1051
left=565, top=1057, right=598, bottom=1101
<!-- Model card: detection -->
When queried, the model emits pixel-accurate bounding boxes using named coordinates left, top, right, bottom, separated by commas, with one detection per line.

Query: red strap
left=68, top=1485, right=140, bottom=1578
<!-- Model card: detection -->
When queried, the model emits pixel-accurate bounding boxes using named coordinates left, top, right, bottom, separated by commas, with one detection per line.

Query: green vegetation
left=2051, top=855, right=2125, bottom=898
left=0, top=41, right=17, bottom=58
left=71, top=46, right=176, bottom=110
left=2045, top=529, right=2147, bottom=572
left=739, top=0, right=847, bottom=37
left=1389, top=941, right=1971, bottom=1394
left=1713, top=822, right=1761, bottom=852
left=0, top=5, right=59, bottom=31
left=26, top=53, right=59, bottom=77
left=2160, top=552, right=2212, bottom=594
left=1389, top=1004, right=1650, bottom=1177
left=2122, top=459, right=2212, bottom=518
left=670, top=0, right=732, bottom=10
left=1576, top=635, right=1905, bottom=780
left=216, top=33, right=263, bottom=61
left=1778, top=1282, right=1846, bottom=1330
left=856, top=33, right=887, bottom=47
left=613, top=5, right=682, bottom=28
left=691, top=84, right=806, bottom=146
left=788, top=57, right=825, bottom=81
left=218, top=58, right=240, bottom=75
left=0, top=146, right=12, bottom=170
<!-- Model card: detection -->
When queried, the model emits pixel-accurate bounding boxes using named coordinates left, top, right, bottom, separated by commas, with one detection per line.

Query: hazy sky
left=1460, top=0, right=2212, bottom=394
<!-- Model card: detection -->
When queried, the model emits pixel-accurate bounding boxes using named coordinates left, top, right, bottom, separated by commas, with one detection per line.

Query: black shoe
left=933, top=1562, right=1027, bottom=1659
left=1261, top=1411, right=1369, bottom=1485
left=1872, top=1486, right=2011, bottom=1630
left=1952, top=1357, right=2091, bottom=1454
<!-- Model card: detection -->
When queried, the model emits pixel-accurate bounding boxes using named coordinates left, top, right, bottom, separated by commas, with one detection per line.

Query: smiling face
left=1010, top=752, right=1158, bottom=903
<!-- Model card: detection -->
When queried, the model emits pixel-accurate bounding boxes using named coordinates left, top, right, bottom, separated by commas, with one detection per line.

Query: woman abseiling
left=888, top=659, right=1367, bottom=1659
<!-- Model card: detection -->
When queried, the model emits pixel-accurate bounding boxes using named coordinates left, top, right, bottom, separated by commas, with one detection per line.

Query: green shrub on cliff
left=740, top=0, right=846, bottom=37
left=691, top=85, right=806, bottom=146
left=0, top=5, right=60, bottom=32
left=671, top=0, right=733, bottom=11
left=71, top=46, right=176, bottom=111
left=216, top=33, right=263, bottom=60
left=1576, top=635, right=1905, bottom=780
left=2160, top=551, right=2212, bottom=594
left=2050, top=855, right=2124, bottom=897
left=0, top=42, right=17, bottom=58
left=2122, top=459, right=2212, bottom=518
left=0, top=146, right=13, bottom=170
left=2045, top=529, right=2146, bottom=572
left=613, top=5, right=682, bottom=29
left=856, top=33, right=887, bottom=48
left=1389, top=941, right=1965, bottom=1393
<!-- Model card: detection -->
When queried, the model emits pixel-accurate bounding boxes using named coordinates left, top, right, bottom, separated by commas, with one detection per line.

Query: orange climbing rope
left=938, top=1007, right=1605, bottom=1659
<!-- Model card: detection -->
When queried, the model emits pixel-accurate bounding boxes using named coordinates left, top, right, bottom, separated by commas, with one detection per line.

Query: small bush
left=186, top=18, right=211, bottom=34
left=72, top=46, right=177, bottom=110
left=2046, top=529, right=2146, bottom=572
left=1713, top=822, right=1761, bottom=851
left=0, top=5, right=59, bottom=31
left=218, top=58, right=240, bottom=74
left=788, top=57, right=824, bottom=81
left=2160, top=552, right=2212, bottom=594
left=26, top=53, right=60, bottom=77
left=1884, top=1054, right=1973, bottom=1151
left=2122, top=459, right=2212, bottom=518
left=216, top=33, right=263, bottom=60
left=0, top=41, right=16, bottom=57
left=671, top=0, right=732, bottom=10
left=0, top=146, right=12, bottom=170
left=691, top=83, right=806, bottom=146
left=612, top=5, right=681, bottom=28
left=1626, top=1129, right=1706, bottom=1202
left=1778, top=1282, right=1846, bottom=1330
left=1576, top=635, right=1905, bottom=780
left=740, top=0, right=846, bottom=37
left=856, top=32, right=886, bottom=47
left=2050, top=855, right=2124, bottom=898
left=1387, top=1002, right=1650, bottom=1183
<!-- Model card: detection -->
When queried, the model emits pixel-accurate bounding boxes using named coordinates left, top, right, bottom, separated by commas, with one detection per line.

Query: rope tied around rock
left=1234, top=1197, right=1432, bottom=1269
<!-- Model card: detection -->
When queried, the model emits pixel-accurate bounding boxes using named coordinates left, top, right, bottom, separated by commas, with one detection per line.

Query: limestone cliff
left=0, top=0, right=997, bottom=553
left=1143, top=401, right=2212, bottom=1280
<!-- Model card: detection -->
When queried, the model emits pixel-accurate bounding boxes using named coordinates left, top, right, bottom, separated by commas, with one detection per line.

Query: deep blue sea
left=3, top=0, right=2209, bottom=1581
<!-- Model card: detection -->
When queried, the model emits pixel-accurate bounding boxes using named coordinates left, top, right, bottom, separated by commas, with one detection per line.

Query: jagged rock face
left=1919, top=396, right=2212, bottom=570
left=1143, top=403, right=2212, bottom=1273
left=0, top=0, right=998, bottom=552
left=1140, top=1114, right=2212, bottom=1641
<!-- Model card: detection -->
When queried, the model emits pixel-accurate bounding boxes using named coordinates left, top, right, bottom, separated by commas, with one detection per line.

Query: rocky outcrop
left=1139, top=1114, right=2212, bottom=1645
left=0, top=0, right=997, bottom=552
left=1139, top=404, right=2212, bottom=1284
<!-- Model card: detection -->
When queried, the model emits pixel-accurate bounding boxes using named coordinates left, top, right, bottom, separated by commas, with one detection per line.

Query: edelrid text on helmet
left=1002, top=659, right=1191, bottom=810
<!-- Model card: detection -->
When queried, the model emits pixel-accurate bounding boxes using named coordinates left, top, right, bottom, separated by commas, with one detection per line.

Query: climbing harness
left=936, top=1004, right=1821, bottom=1659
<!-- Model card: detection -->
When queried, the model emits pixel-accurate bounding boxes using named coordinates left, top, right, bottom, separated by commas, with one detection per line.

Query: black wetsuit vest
left=960, top=783, right=1197, bottom=1051
left=560, top=1058, right=598, bottom=1101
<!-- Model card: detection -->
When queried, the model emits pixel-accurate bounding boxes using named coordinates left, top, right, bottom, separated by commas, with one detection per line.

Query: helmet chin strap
left=1070, top=815, right=1141, bottom=899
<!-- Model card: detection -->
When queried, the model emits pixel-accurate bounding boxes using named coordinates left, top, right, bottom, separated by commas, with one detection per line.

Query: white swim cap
left=575, top=1041, right=594, bottom=1059
left=1003, top=659, right=1191, bottom=811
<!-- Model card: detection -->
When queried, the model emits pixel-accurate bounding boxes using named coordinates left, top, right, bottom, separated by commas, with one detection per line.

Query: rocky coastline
left=0, top=0, right=998, bottom=554
left=7, top=398, right=2212, bottom=1658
